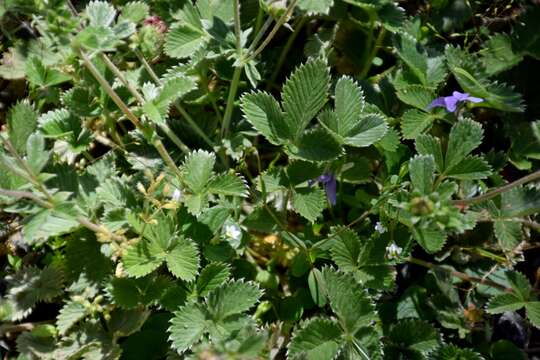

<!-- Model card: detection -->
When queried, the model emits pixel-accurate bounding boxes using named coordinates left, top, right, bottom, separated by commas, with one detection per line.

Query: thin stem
left=407, top=257, right=509, bottom=290
left=134, top=48, right=215, bottom=148
left=453, top=169, right=540, bottom=206
left=268, top=16, right=308, bottom=88
left=359, top=26, right=386, bottom=79
left=245, top=0, right=299, bottom=63
left=0, top=188, right=52, bottom=209
left=248, top=15, right=274, bottom=54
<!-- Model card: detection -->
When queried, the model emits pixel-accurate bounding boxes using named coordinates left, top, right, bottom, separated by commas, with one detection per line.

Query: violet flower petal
left=444, top=96, right=459, bottom=112
left=452, top=91, right=470, bottom=101
left=427, top=97, right=446, bottom=110
left=465, top=96, right=484, bottom=103
left=324, top=175, right=337, bottom=205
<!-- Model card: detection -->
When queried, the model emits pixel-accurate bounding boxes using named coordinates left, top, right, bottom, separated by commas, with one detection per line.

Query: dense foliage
left=1, top=0, right=540, bottom=358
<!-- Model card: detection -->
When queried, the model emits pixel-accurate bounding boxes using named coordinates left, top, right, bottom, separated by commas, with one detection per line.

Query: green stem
left=220, top=57, right=243, bottom=139
left=268, top=16, right=308, bottom=88
left=359, top=26, right=386, bottom=79
left=453, top=169, right=540, bottom=206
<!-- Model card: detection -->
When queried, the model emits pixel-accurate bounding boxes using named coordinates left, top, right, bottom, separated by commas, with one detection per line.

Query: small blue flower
left=309, top=172, right=337, bottom=206
left=428, top=91, right=483, bottom=112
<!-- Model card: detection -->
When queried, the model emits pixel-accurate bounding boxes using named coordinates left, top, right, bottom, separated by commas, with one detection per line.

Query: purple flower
left=428, top=91, right=483, bottom=112
left=309, top=172, right=337, bottom=205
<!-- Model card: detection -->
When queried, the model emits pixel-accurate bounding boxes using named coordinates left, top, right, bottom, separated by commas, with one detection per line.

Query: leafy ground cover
left=1, top=0, right=540, bottom=359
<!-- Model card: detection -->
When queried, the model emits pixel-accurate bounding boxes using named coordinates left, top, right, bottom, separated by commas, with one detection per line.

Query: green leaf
left=168, top=303, right=208, bottom=354
left=396, top=36, right=427, bottom=85
left=7, top=101, right=38, bottom=154
left=481, top=34, right=523, bottom=76
left=414, top=227, right=447, bottom=254
left=288, top=318, right=343, bottom=360
left=282, top=58, right=330, bottom=140
left=241, top=91, right=291, bottom=145
left=207, top=173, right=248, bottom=197
left=165, top=238, right=200, bottom=281
left=292, top=187, right=327, bottom=222
left=409, top=155, right=435, bottom=194
left=506, top=271, right=531, bottom=301
left=486, top=293, right=525, bottom=314
left=62, top=87, right=100, bottom=117
left=164, top=25, right=208, bottom=59
left=308, top=268, right=327, bottom=307
left=396, top=85, right=435, bottom=109
left=23, top=206, right=80, bottom=245
left=445, top=119, right=483, bottom=171
left=26, top=133, right=49, bottom=174
left=297, top=0, right=334, bottom=14
left=56, top=301, right=87, bottom=335
left=119, top=1, right=149, bottom=23
left=25, top=57, right=70, bottom=87
left=86, top=1, right=117, bottom=27
left=343, top=114, right=387, bottom=147
left=330, top=228, right=361, bottom=272
left=401, top=109, right=436, bottom=139
left=386, top=319, right=441, bottom=356
left=494, top=220, right=522, bottom=251
left=322, top=268, right=376, bottom=333
left=333, top=77, right=365, bottom=136
left=206, top=280, right=262, bottom=320
left=196, top=263, right=231, bottom=297
left=445, top=155, right=492, bottom=180
left=181, top=150, right=215, bottom=194
left=123, top=238, right=165, bottom=278
left=108, top=308, right=150, bottom=338
left=434, top=345, right=484, bottom=360
left=76, top=25, right=119, bottom=51
left=288, top=127, right=343, bottom=162
left=500, top=187, right=540, bottom=217
left=415, top=134, right=444, bottom=171
left=525, top=302, right=540, bottom=328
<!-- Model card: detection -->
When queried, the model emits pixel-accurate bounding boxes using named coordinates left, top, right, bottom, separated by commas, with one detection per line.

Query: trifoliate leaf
left=206, top=280, right=262, bottom=320
left=415, top=134, right=444, bottom=171
left=207, top=173, right=248, bottom=197
left=108, top=276, right=172, bottom=309
left=288, top=127, right=343, bottom=162
left=61, top=87, right=100, bottom=117
left=282, top=58, right=330, bottom=140
left=330, top=228, right=361, bottom=272
left=385, top=318, right=441, bottom=357
left=409, top=155, right=435, bottom=194
left=123, top=238, right=166, bottom=278
left=196, top=263, right=231, bottom=297
left=22, top=206, right=81, bottom=245
left=165, top=238, right=199, bottom=281
left=288, top=318, right=343, bottom=360
left=396, top=85, right=435, bottom=110
left=322, top=268, right=376, bottom=333
left=57, top=301, right=87, bottom=335
left=401, top=109, right=436, bottom=139
left=343, top=114, right=387, bottom=148
left=7, top=101, right=38, bottom=154
left=414, top=227, right=447, bottom=254
left=445, top=119, right=483, bottom=171
left=164, top=25, right=209, bottom=59
left=86, top=1, right=117, bottom=27
left=25, top=57, right=70, bottom=87
left=181, top=150, right=215, bottom=194
left=486, top=293, right=525, bottom=314
left=168, top=303, right=208, bottom=353
left=292, top=187, right=327, bottom=222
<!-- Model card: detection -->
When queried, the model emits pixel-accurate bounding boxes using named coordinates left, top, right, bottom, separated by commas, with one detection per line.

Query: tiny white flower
left=171, top=189, right=182, bottom=202
left=385, top=242, right=402, bottom=260
left=224, top=224, right=242, bottom=241
left=375, top=222, right=387, bottom=234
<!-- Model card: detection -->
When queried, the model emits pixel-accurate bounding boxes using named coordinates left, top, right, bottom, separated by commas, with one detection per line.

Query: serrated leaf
left=288, top=127, right=343, bottom=162
left=486, top=293, right=525, bottom=314
left=62, top=87, right=100, bottom=117
left=415, top=134, right=444, bottom=171
left=23, top=206, right=80, bottom=245
left=168, top=303, right=208, bottom=353
left=401, top=109, right=435, bottom=139
left=396, top=36, right=428, bottom=85
left=165, top=238, right=199, bottom=281
left=297, top=0, right=334, bottom=14
left=500, top=187, right=540, bottom=217
left=292, top=187, right=326, bottom=222
left=494, top=220, right=522, bottom=251
left=288, top=318, right=343, bottom=360
left=181, top=150, right=215, bottom=194
left=26, top=133, right=49, bottom=174
left=123, top=239, right=165, bottom=278
left=108, top=276, right=171, bottom=309
left=344, top=114, right=387, bottom=147
left=525, top=302, right=540, bottom=328
left=322, top=268, right=376, bottom=333
left=282, top=58, right=330, bottom=140
left=25, top=57, right=70, bottom=87
left=206, top=280, right=262, bottom=320
left=330, top=228, right=361, bottom=272
left=76, top=25, right=119, bottom=51
left=241, top=91, right=291, bottom=145
left=308, top=268, right=327, bottom=307
left=481, top=34, right=523, bottom=76
left=196, top=263, right=231, bottom=297
left=207, top=173, right=248, bottom=197
left=7, top=101, right=38, bottom=154
left=57, top=301, right=87, bottom=335
left=506, top=271, right=531, bottom=301
left=396, top=85, right=435, bottom=109
left=414, top=227, right=446, bottom=254
left=409, top=155, right=435, bottom=194
left=86, top=1, right=117, bottom=27
left=334, top=77, right=365, bottom=136
left=434, top=345, right=484, bottom=360
left=445, top=119, right=483, bottom=171
left=164, top=25, right=208, bottom=59
left=119, top=1, right=149, bottom=23
left=386, top=319, right=440, bottom=356
left=445, top=155, right=492, bottom=180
